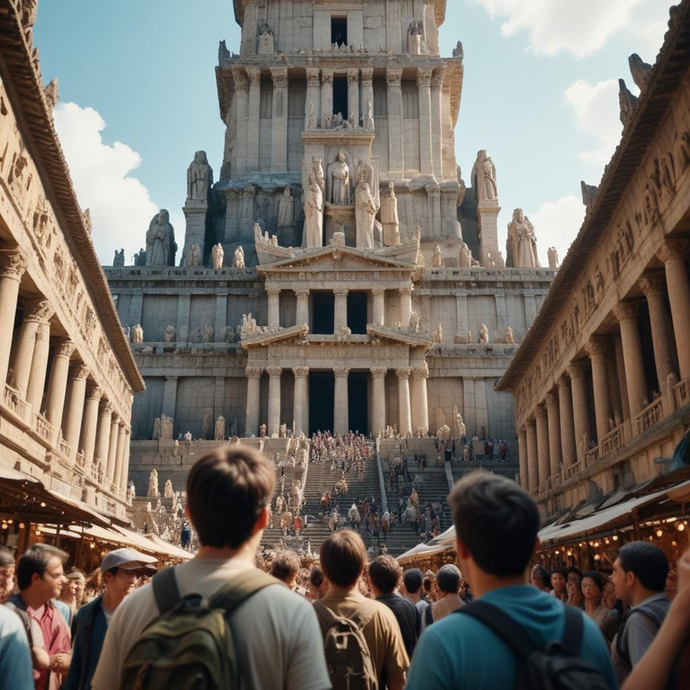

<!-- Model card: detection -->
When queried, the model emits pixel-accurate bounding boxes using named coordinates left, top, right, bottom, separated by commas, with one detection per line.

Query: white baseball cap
left=100, top=548, right=156, bottom=573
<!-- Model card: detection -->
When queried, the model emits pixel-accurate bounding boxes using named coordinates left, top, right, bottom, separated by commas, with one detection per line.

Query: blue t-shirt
left=406, top=585, right=618, bottom=690
left=0, top=604, right=34, bottom=690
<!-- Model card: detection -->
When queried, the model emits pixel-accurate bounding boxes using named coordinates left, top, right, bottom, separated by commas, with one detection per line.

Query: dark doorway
left=312, top=292, right=335, bottom=335
left=333, top=77, right=348, bottom=119
left=349, top=372, right=368, bottom=435
left=310, top=371, right=335, bottom=434
left=348, top=292, right=368, bottom=335
left=331, top=17, right=347, bottom=46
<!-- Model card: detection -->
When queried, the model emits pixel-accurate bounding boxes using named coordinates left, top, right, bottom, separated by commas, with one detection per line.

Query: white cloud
left=564, top=79, right=622, bottom=172
left=470, top=0, right=668, bottom=58
left=53, top=102, right=159, bottom=265
left=527, top=195, right=585, bottom=267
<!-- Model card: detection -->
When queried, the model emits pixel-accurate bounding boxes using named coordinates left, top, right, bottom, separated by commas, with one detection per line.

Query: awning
left=397, top=542, right=449, bottom=564
left=147, top=534, right=193, bottom=560
left=111, top=526, right=192, bottom=561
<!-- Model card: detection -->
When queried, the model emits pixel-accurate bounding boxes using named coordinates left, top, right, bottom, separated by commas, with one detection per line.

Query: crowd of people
left=0, top=445, right=688, bottom=689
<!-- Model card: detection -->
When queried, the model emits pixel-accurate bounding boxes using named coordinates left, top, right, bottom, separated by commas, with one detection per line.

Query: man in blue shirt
left=406, top=472, right=617, bottom=689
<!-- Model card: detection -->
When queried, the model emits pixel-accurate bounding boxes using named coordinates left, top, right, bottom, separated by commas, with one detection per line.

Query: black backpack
left=457, top=600, right=613, bottom=690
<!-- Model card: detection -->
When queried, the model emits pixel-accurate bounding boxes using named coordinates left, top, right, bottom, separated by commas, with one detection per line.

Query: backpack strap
left=561, top=604, right=585, bottom=656
left=209, top=569, right=284, bottom=614
left=152, top=566, right=182, bottom=615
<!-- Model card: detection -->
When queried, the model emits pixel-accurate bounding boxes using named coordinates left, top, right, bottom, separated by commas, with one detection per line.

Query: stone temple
left=104, top=0, right=556, bottom=495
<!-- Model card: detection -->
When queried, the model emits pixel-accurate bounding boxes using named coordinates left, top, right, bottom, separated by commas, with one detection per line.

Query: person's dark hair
left=422, top=577, right=433, bottom=594
left=531, top=564, right=550, bottom=588
left=369, top=555, right=401, bottom=594
left=448, top=472, right=539, bottom=577
left=16, top=544, right=68, bottom=591
left=403, top=568, right=424, bottom=594
left=270, top=550, right=301, bottom=583
left=309, top=566, right=324, bottom=588
left=320, top=530, right=367, bottom=588
left=582, top=571, right=605, bottom=592
left=550, top=568, right=567, bottom=581
left=436, top=564, right=461, bottom=594
left=568, top=567, right=583, bottom=579
left=186, top=446, right=276, bottom=549
left=618, top=542, right=669, bottom=592
left=0, top=546, right=14, bottom=568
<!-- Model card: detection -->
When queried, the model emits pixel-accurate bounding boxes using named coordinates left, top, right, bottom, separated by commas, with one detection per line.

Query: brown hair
left=320, top=530, right=367, bottom=588
left=186, top=446, right=276, bottom=549
left=16, top=544, right=68, bottom=591
left=270, top=550, right=301, bottom=583
left=369, top=555, right=402, bottom=594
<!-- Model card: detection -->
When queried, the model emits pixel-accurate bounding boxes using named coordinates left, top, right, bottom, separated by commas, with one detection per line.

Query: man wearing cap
left=64, top=548, right=153, bottom=690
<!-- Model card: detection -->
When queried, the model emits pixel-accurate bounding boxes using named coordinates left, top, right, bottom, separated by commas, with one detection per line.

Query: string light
left=655, top=529, right=663, bottom=538
left=594, top=554, right=601, bottom=561
left=18, top=523, right=25, bottom=529
left=677, top=522, right=686, bottom=532
left=612, top=535, right=619, bottom=541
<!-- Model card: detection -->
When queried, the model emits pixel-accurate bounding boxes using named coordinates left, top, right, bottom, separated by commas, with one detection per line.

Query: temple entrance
left=312, top=292, right=335, bottom=335
left=347, top=292, right=368, bottom=335
left=309, top=371, right=335, bottom=434
left=348, top=372, right=368, bottom=435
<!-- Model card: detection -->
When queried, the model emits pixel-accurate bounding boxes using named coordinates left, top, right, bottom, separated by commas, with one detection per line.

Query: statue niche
left=328, top=150, right=352, bottom=206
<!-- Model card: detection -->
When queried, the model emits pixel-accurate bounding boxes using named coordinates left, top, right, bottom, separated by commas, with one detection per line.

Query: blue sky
left=34, top=0, right=672, bottom=265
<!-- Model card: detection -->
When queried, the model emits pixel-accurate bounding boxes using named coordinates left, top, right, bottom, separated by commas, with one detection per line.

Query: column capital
left=270, top=68, right=288, bottom=88
left=638, top=273, right=666, bottom=296
left=361, top=68, right=373, bottom=86
left=246, top=68, right=261, bottom=86
left=386, top=68, right=403, bottom=87
left=73, top=364, right=90, bottom=380
left=567, top=360, right=588, bottom=379
left=232, top=68, right=248, bottom=91
left=535, top=405, right=547, bottom=419
left=266, top=288, right=281, bottom=297
left=417, top=68, right=434, bottom=87
left=333, top=367, right=350, bottom=379
left=266, top=366, right=283, bottom=378
left=586, top=336, right=609, bottom=358
left=245, top=366, right=263, bottom=379
left=100, top=401, right=114, bottom=416
left=347, top=69, right=359, bottom=85
left=545, top=392, right=559, bottom=407
left=306, top=68, right=321, bottom=87
left=396, top=367, right=412, bottom=380
left=657, top=239, right=689, bottom=263
left=399, top=287, right=412, bottom=296
left=292, top=366, right=310, bottom=379
left=334, top=287, right=349, bottom=297
left=165, top=375, right=179, bottom=382
left=370, top=367, right=388, bottom=379
left=321, top=69, right=334, bottom=85
left=431, top=67, right=446, bottom=88
left=411, top=364, right=429, bottom=379
left=613, top=302, right=639, bottom=323
left=558, top=374, right=571, bottom=389
left=0, top=250, right=27, bottom=280
left=86, top=386, right=103, bottom=401
left=55, top=339, right=76, bottom=358
left=371, top=287, right=386, bottom=297
left=526, top=416, right=537, bottom=427
left=25, top=299, right=54, bottom=324
left=295, top=288, right=310, bottom=298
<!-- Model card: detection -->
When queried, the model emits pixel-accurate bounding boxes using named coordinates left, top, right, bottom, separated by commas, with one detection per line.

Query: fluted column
left=118, top=428, right=131, bottom=492
left=113, top=422, right=127, bottom=492
left=106, top=414, right=120, bottom=483
left=658, top=241, right=690, bottom=381
left=305, top=68, right=321, bottom=129
left=63, top=364, right=89, bottom=457
left=372, top=287, right=385, bottom=326
left=347, top=69, right=359, bottom=124
left=267, top=288, right=281, bottom=329
left=26, top=316, right=54, bottom=415
left=430, top=68, right=445, bottom=177
left=545, top=393, right=562, bottom=478
left=399, top=288, right=412, bottom=328
left=410, top=364, right=429, bottom=434
left=12, top=299, right=52, bottom=397
left=586, top=337, right=612, bottom=443
left=334, top=288, right=348, bottom=333
left=614, top=302, right=648, bottom=416
left=320, top=70, right=333, bottom=128
left=557, top=375, right=577, bottom=467
left=45, top=339, right=76, bottom=435
left=232, top=69, right=249, bottom=175
left=568, top=361, right=591, bottom=461
left=80, top=387, right=102, bottom=468
left=386, top=68, right=404, bottom=175
left=270, top=68, right=288, bottom=173
left=246, top=68, right=261, bottom=171
left=245, top=367, right=262, bottom=437
left=639, top=273, right=676, bottom=384
left=360, top=69, right=374, bottom=128
left=267, top=367, right=282, bottom=436
left=518, top=426, right=528, bottom=490
left=333, top=367, right=349, bottom=435
left=525, top=417, right=538, bottom=492
left=370, top=367, right=387, bottom=435
left=94, top=401, right=114, bottom=472
left=417, top=68, right=434, bottom=175
left=396, top=368, right=412, bottom=436
left=292, top=367, right=309, bottom=436
left=535, top=405, right=549, bottom=487
left=295, top=289, right=310, bottom=328
left=0, top=251, right=27, bottom=387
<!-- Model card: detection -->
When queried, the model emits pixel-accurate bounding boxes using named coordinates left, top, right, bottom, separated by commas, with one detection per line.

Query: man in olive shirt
left=314, top=531, right=409, bottom=690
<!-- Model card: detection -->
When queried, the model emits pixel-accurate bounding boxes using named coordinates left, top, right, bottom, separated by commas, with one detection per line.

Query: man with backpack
left=314, top=530, right=409, bottom=690
left=92, top=446, right=331, bottom=690
left=406, top=472, right=617, bottom=689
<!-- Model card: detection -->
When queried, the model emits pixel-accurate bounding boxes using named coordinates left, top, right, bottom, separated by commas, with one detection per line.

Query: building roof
left=496, top=1, right=690, bottom=393
left=0, top=2, right=145, bottom=393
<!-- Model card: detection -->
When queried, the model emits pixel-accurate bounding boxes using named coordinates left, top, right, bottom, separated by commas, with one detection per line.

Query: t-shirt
left=91, top=557, right=331, bottom=690
left=413, top=598, right=430, bottom=630
left=0, top=604, right=34, bottom=690
left=315, top=591, right=409, bottom=686
left=406, top=585, right=618, bottom=690
left=376, top=593, right=420, bottom=659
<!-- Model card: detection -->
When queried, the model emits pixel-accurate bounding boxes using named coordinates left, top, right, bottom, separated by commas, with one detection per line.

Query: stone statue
left=152, top=417, right=161, bottom=440
left=408, top=19, right=424, bottom=55
left=479, top=324, right=489, bottom=344
left=467, top=330, right=473, bottom=343
left=304, top=184, right=324, bottom=248
left=113, top=249, right=124, bottom=267
left=201, top=407, right=213, bottom=440
left=305, top=101, right=316, bottom=130
left=187, top=151, right=211, bottom=202
left=230, top=418, right=239, bottom=437
left=277, top=186, right=295, bottom=227
left=145, top=210, right=177, bottom=266
left=581, top=181, right=599, bottom=210
left=184, top=242, right=201, bottom=267
left=547, top=246, right=559, bottom=269
left=311, top=157, right=325, bottom=197
left=618, top=79, right=638, bottom=126
left=224, top=326, right=235, bottom=343
left=363, top=100, right=375, bottom=131
left=458, top=242, right=473, bottom=268
left=184, top=431, right=192, bottom=442
left=233, top=246, right=245, bottom=268
left=147, top=468, right=160, bottom=498
left=163, top=479, right=174, bottom=499
left=505, top=326, right=515, bottom=344
left=629, top=53, right=653, bottom=91
left=380, top=182, right=400, bottom=246
left=215, top=415, right=226, bottom=441
left=44, top=78, right=59, bottom=111
left=201, top=325, right=214, bottom=343
left=258, top=27, right=275, bottom=55
left=212, top=243, right=224, bottom=269
left=435, top=324, right=443, bottom=344
left=355, top=181, right=377, bottom=249
left=471, top=150, right=498, bottom=202
left=127, top=483, right=135, bottom=502
left=329, top=151, right=351, bottom=205
left=131, top=324, right=144, bottom=344
left=160, top=413, right=174, bottom=440
left=133, top=249, right=147, bottom=266
left=507, top=209, right=539, bottom=268
left=432, top=244, right=443, bottom=267
left=163, top=325, right=176, bottom=343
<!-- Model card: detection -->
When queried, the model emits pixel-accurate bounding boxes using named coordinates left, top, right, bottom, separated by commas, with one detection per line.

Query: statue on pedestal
left=230, top=418, right=239, bottom=437
left=432, top=244, right=443, bottom=267
left=329, top=151, right=351, bottom=205
left=505, top=326, right=515, bottom=344
left=547, top=246, right=559, bottom=268
left=163, top=325, right=176, bottom=343
left=407, top=19, right=424, bottom=55
left=148, top=469, right=160, bottom=498
left=145, top=210, right=177, bottom=266
left=304, top=184, right=324, bottom=248
left=113, top=249, right=124, bottom=267
left=160, top=414, right=174, bottom=440
left=201, top=408, right=213, bottom=440
left=458, top=242, right=473, bottom=268
left=471, top=150, right=498, bottom=202
left=435, top=324, right=443, bottom=344
left=187, top=151, right=211, bottom=202
left=277, top=187, right=295, bottom=228
left=355, top=181, right=376, bottom=249
left=212, top=243, right=224, bottom=269
left=233, top=246, right=245, bottom=268
left=507, top=209, right=539, bottom=268
left=363, top=100, right=375, bottom=131
left=479, top=324, right=490, bottom=344
left=131, top=324, right=144, bottom=344
left=152, top=417, right=161, bottom=440
left=215, top=415, right=226, bottom=441
left=380, top=182, right=399, bottom=246
left=311, top=157, right=325, bottom=197
left=184, top=242, right=201, bottom=267
left=164, top=480, right=174, bottom=499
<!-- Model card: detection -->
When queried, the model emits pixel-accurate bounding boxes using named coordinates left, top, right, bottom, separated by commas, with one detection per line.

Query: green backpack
left=120, top=567, right=282, bottom=690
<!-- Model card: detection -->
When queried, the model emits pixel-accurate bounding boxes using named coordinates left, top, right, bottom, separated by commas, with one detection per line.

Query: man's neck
left=631, top=587, right=664, bottom=607
left=102, top=588, right=126, bottom=613
left=469, top=572, right=529, bottom=598
left=20, top=588, right=48, bottom=611
left=327, top=582, right=361, bottom=597
left=406, top=591, right=422, bottom=603
left=194, top=539, right=259, bottom=564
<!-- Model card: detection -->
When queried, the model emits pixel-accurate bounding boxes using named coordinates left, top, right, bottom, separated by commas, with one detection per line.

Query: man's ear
left=532, top=537, right=541, bottom=556
left=253, top=506, right=269, bottom=534
left=456, top=537, right=470, bottom=560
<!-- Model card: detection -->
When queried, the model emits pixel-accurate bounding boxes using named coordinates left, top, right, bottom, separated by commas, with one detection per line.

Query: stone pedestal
left=182, top=201, right=208, bottom=267
left=476, top=200, right=501, bottom=267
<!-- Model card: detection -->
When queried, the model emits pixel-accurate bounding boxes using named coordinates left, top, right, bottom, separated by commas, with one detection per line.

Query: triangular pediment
left=240, top=324, right=309, bottom=349
left=367, top=325, right=434, bottom=350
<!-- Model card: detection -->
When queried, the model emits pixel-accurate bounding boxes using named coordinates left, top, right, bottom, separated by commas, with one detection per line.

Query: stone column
left=270, top=68, right=288, bottom=173
left=396, top=368, right=413, bottom=436
left=245, top=367, right=262, bottom=437
left=640, top=272, right=676, bottom=384
left=347, top=69, right=360, bottom=124
left=372, top=287, right=385, bottom=326
left=658, top=241, right=690, bottom=381
left=63, top=364, right=89, bottom=457
left=267, top=289, right=281, bottom=329
left=399, top=288, right=412, bottom=328
left=113, top=423, right=127, bottom=492
left=334, top=288, right=348, bottom=333
left=386, top=69, right=404, bottom=177
left=162, top=376, right=178, bottom=420
left=545, top=392, right=562, bottom=478
left=232, top=69, right=249, bottom=175
left=292, top=367, right=309, bottom=436
left=586, top=337, right=612, bottom=443
left=305, top=68, right=321, bottom=129
left=320, top=70, right=333, bottom=128
left=525, top=417, right=538, bottom=492
left=410, top=364, right=430, bottom=434
left=518, top=426, right=528, bottom=490
left=370, top=367, right=387, bottom=435
left=557, top=375, right=577, bottom=467
left=26, top=318, right=53, bottom=415
left=568, top=361, right=591, bottom=461
left=535, top=405, right=550, bottom=487
left=333, top=367, right=350, bottom=435
left=360, top=69, right=374, bottom=128
left=118, top=428, right=131, bottom=492
left=214, top=294, right=227, bottom=343
left=614, top=302, right=648, bottom=416
left=80, top=387, right=102, bottom=468
left=417, top=68, right=434, bottom=175
left=45, top=339, right=76, bottom=433
left=106, top=414, right=120, bottom=483
left=267, top=367, right=282, bottom=436
left=94, top=401, right=114, bottom=472
left=246, top=68, right=262, bottom=171
left=430, top=68, right=445, bottom=178
left=0, top=251, right=27, bottom=387
left=12, top=299, right=52, bottom=397
left=295, top=289, right=310, bottom=328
